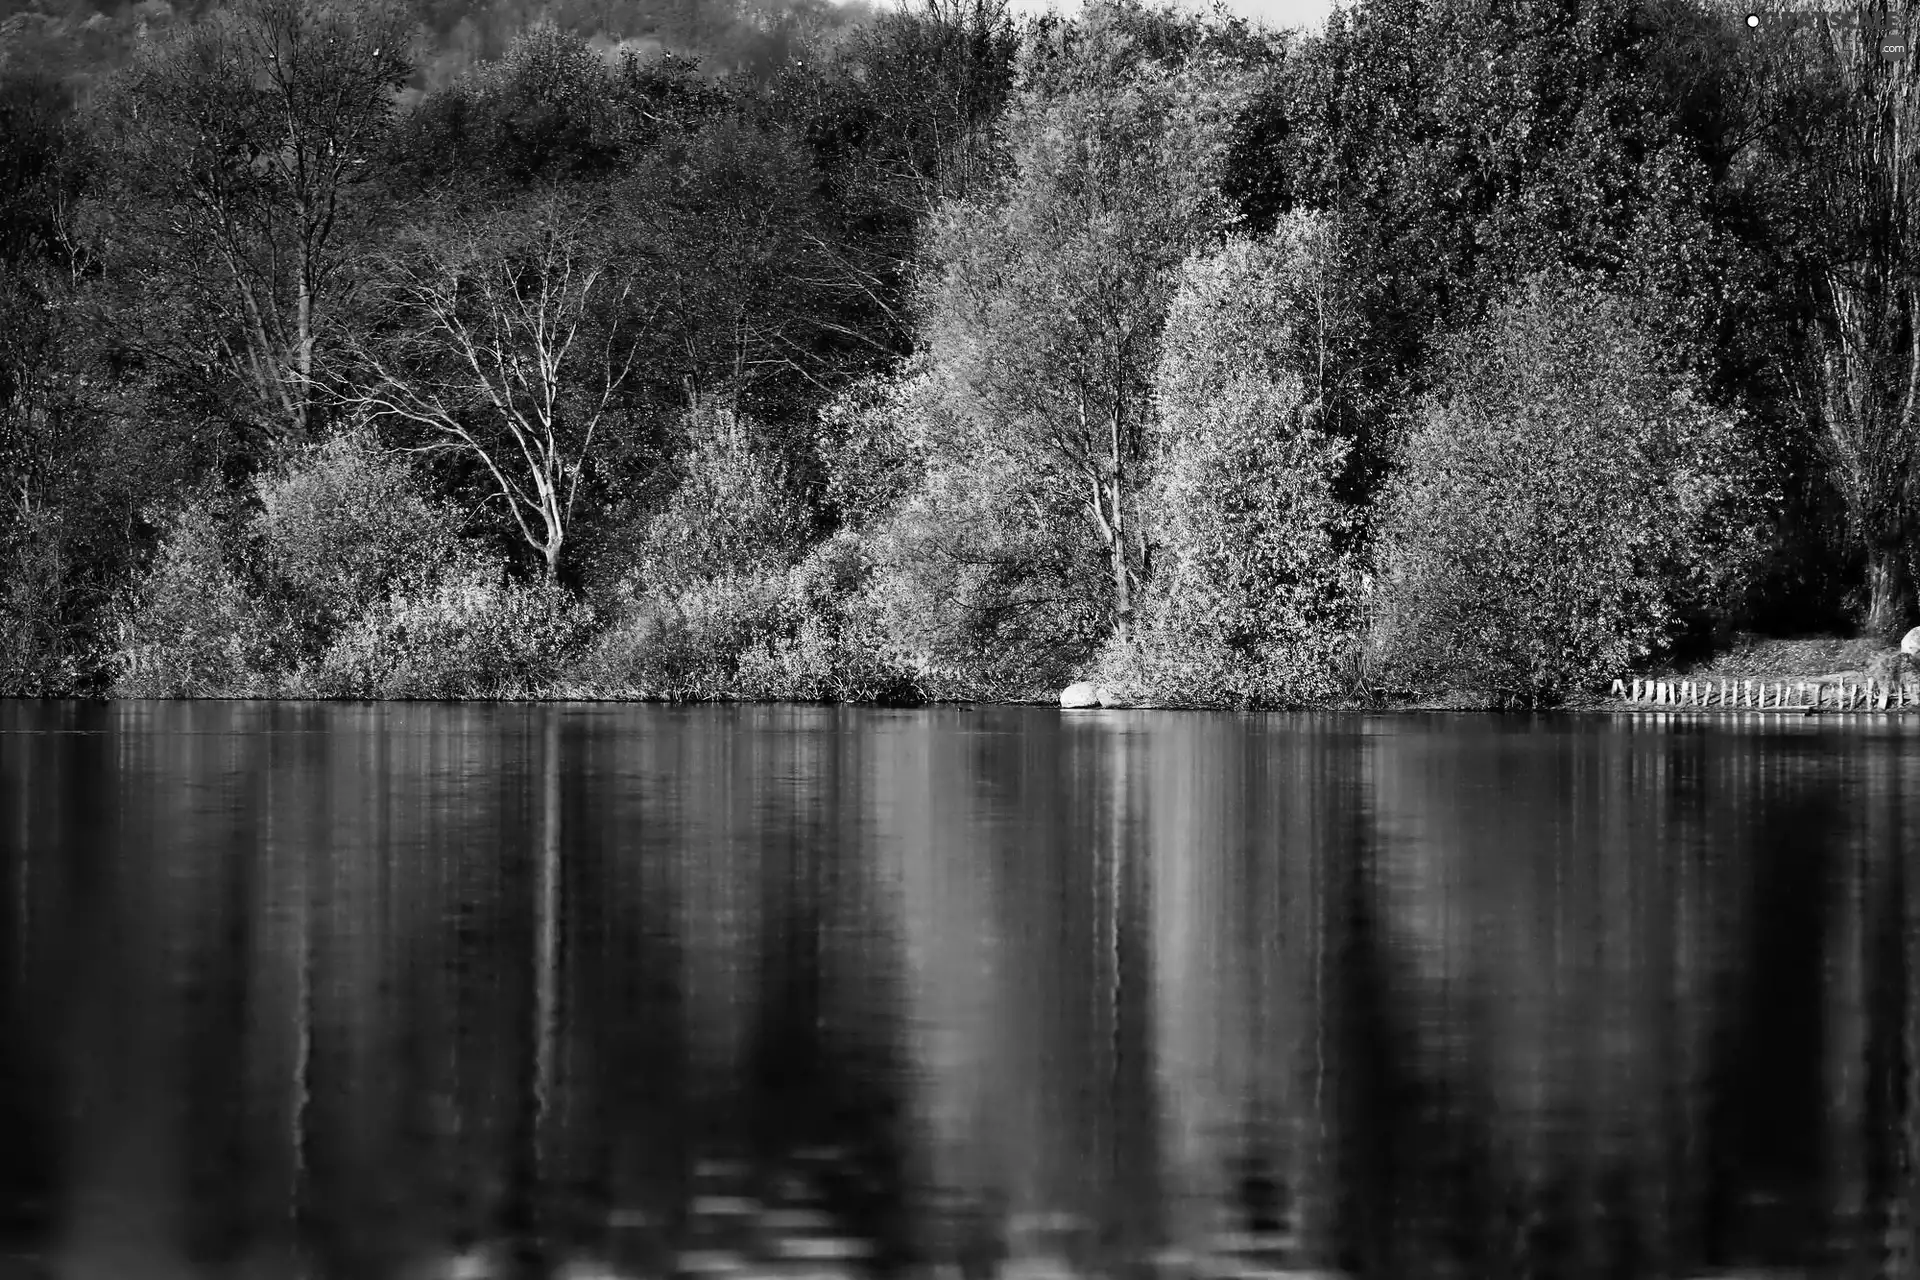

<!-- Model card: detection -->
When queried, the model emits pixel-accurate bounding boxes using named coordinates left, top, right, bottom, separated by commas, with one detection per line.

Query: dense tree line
left=1, top=0, right=1915, bottom=705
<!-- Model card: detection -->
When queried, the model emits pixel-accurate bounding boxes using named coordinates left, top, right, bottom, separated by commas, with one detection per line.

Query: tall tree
left=1225, top=0, right=1753, bottom=499
left=101, top=0, right=412, bottom=448
left=1748, top=0, right=1920, bottom=637
left=914, top=1, right=1250, bottom=647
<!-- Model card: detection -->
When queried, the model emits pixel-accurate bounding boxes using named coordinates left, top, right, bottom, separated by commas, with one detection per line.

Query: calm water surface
left=3, top=701, right=1919, bottom=1280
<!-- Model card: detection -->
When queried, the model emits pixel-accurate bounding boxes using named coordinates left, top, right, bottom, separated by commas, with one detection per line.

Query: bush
left=112, top=498, right=281, bottom=697
left=1375, top=273, right=1760, bottom=704
left=636, top=402, right=813, bottom=596
left=308, top=567, right=596, bottom=699
left=257, top=427, right=474, bottom=661
left=737, top=533, right=922, bottom=702
left=1112, top=228, right=1364, bottom=707
left=866, top=458, right=1109, bottom=700
left=0, top=509, right=95, bottom=695
left=816, top=369, right=929, bottom=531
left=113, top=430, right=567, bottom=699
left=570, top=570, right=794, bottom=700
left=571, top=533, right=920, bottom=702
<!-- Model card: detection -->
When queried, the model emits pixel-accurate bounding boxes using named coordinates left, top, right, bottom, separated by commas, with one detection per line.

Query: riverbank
left=1599, top=633, right=1920, bottom=714
left=1644, top=634, right=1903, bottom=684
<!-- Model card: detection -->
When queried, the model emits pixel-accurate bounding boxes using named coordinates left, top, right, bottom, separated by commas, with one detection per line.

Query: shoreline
left=8, top=690, right=1920, bottom=718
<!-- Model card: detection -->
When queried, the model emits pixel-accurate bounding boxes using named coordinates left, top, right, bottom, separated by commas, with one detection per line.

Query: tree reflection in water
left=1, top=703, right=1919, bottom=1279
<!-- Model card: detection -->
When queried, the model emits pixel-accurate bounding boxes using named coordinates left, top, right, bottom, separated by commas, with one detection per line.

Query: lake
left=2, top=700, right=1918, bottom=1280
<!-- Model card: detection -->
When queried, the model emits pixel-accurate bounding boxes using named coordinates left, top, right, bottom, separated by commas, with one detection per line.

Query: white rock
left=1059, top=681, right=1100, bottom=708
left=1903, top=625, right=1920, bottom=657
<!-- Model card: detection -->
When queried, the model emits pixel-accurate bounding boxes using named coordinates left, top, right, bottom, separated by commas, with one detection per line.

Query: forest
left=0, top=0, right=1915, bottom=707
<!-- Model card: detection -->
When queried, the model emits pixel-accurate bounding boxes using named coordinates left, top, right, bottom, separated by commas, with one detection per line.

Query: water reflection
left=2, top=703, right=1919, bottom=1278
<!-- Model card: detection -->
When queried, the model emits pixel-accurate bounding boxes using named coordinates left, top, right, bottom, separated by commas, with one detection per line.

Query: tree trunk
left=1108, top=408, right=1133, bottom=648
left=294, top=259, right=313, bottom=439
left=543, top=539, right=562, bottom=586
left=1109, top=473, right=1132, bottom=647
left=1866, top=548, right=1912, bottom=641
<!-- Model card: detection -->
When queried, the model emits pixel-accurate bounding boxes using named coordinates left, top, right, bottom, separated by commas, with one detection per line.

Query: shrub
left=636, top=402, right=813, bottom=596
left=1113, top=229, right=1364, bottom=707
left=866, top=458, right=1109, bottom=700
left=737, top=533, right=922, bottom=703
left=308, top=566, right=595, bottom=699
left=569, top=570, right=794, bottom=700
left=112, top=431, right=556, bottom=699
left=816, top=369, right=930, bottom=531
left=257, top=427, right=474, bottom=661
left=570, top=533, right=920, bottom=702
left=1375, top=273, right=1759, bottom=704
left=112, top=498, right=281, bottom=697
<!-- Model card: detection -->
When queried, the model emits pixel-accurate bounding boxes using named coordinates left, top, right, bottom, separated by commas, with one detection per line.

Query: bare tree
left=343, top=191, right=649, bottom=583
left=108, top=0, right=412, bottom=445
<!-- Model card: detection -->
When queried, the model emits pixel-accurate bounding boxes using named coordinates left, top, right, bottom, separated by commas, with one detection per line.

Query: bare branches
left=337, top=192, right=649, bottom=582
left=112, top=0, right=412, bottom=444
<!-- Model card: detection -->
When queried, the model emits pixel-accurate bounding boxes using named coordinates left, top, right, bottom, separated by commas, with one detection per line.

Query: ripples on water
left=2, top=701, right=1919, bottom=1280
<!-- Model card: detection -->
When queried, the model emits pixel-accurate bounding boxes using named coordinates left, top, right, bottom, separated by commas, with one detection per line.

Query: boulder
left=1096, top=685, right=1131, bottom=708
left=1903, top=625, right=1920, bottom=657
left=1059, top=681, right=1100, bottom=708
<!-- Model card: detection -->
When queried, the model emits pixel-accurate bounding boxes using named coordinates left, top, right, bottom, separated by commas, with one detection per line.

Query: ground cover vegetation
left=2, top=0, right=1916, bottom=706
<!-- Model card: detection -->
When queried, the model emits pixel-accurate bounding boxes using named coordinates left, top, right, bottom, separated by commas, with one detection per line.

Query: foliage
left=306, top=566, right=595, bottom=698
left=1375, top=274, right=1762, bottom=704
left=1118, top=226, right=1363, bottom=707
left=909, top=3, right=1251, bottom=657
left=256, top=427, right=475, bottom=660
left=867, top=453, right=1109, bottom=699
left=816, top=367, right=931, bottom=531
left=112, top=430, right=572, bottom=699
left=11, top=0, right=1920, bottom=701
left=98, top=0, right=415, bottom=446
left=572, top=533, right=918, bottom=702
left=112, top=497, right=282, bottom=698
left=635, top=401, right=814, bottom=595
left=1224, top=0, right=1766, bottom=509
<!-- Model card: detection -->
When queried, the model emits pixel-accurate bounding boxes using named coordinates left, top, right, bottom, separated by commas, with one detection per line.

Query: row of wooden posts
left=1611, top=677, right=1920, bottom=710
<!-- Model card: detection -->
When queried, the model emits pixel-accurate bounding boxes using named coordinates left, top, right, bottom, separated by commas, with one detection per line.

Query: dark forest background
left=1, top=0, right=1915, bottom=705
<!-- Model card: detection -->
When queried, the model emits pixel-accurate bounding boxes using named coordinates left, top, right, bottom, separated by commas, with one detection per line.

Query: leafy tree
left=1376, top=274, right=1760, bottom=704
left=1123, top=223, right=1363, bottom=706
left=647, top=117, right=869, bottom=420
left=1743, top=0, right=1920, bottom=637
left=99, top=0, right=413, bottom=447
left=634, top=399, right=814, bottom=595
left=912, top=0, right=1250, bottom=652
left=817, top=0, right=1021, bottom=216
left=1225, top=0, right=1754, bottom=500
left=394, top=23, right=636, bottom=187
